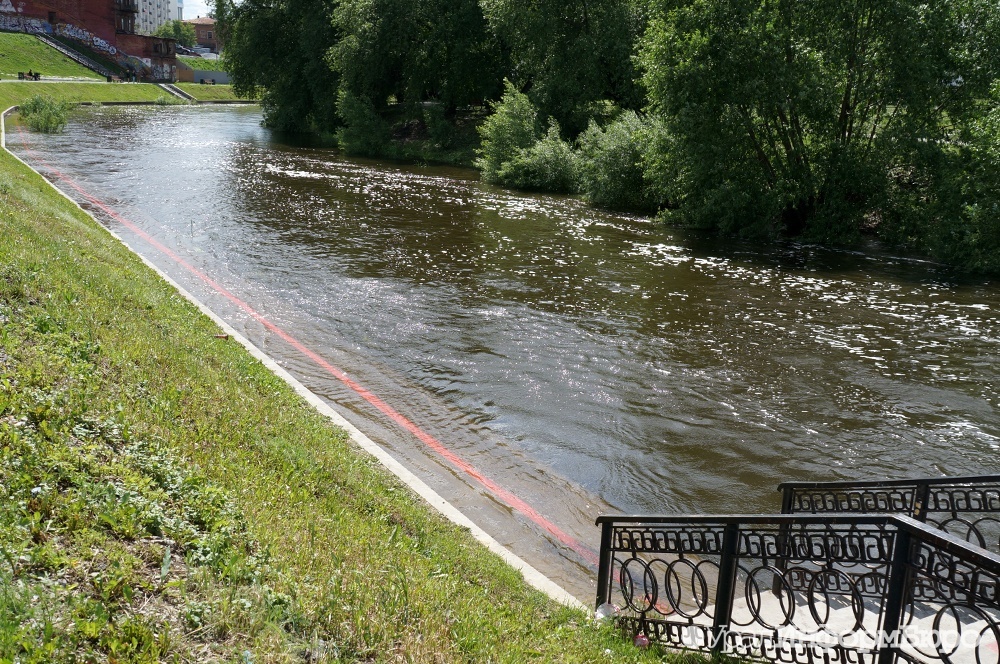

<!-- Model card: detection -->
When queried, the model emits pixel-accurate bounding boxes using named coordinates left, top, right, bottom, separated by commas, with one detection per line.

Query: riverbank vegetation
left=0, top=82, right=169, bottom=110
left=16, top=94, right=72, bottom=132
left=219, top=0, right=1000, bottom=272
left=0, top=98, right=678, bottom=661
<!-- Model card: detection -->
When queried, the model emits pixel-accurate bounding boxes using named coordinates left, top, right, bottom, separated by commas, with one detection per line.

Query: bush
left=496, top=121, right=580, bottom=193
left=578, top=111, right=657, bottom=212
left=881, top=89, right=1000, bottom=273
left=18, top=95, right=72, bottom=133
left=335, top=89, right=392, bottom=156
left=475, top=80, right=539, bottom=183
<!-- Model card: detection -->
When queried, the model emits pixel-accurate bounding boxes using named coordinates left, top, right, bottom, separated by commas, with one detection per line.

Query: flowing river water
left=12, top=105, right=999, bottom=602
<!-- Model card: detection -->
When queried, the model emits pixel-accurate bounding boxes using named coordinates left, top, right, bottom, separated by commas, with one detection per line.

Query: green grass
left=0, top=86, right=687, bottom=661
left=176, top=83, right=246, bottom=102
left=0, top=33, right=103, bottom=80
left=0, top=82, right=169, bottom=110
left=179, top=55, right=227, bottom=72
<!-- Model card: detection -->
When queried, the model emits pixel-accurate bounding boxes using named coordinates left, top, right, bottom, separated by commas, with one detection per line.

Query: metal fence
left=595, top=514, right=1000, bottom=664
left=778, top=476, right=1000, bottom=554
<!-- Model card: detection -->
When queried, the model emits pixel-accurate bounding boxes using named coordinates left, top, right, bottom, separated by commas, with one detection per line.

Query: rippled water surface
left=13, top=106, right=999, bottom=599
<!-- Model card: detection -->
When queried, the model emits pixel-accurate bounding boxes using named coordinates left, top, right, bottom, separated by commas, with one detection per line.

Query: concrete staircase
left=158, top=83, right=194, bottom=101
left=34, top=34, right=116, bottom=80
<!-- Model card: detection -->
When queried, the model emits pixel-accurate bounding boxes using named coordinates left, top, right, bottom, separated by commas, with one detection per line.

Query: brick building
left=182, top=16, right=217, bottom=53
left=0, top=0, right=177, bottom=80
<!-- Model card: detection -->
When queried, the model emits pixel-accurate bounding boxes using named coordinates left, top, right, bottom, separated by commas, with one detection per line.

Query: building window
left=206, top=31, right=212, bottom=38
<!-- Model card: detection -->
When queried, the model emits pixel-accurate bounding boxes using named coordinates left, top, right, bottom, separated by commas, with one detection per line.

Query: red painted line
left=14, top=127, right=601, bottom=567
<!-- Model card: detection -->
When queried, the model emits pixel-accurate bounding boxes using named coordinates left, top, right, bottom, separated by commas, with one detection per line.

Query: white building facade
left=138, top=0, right=176, bottom=35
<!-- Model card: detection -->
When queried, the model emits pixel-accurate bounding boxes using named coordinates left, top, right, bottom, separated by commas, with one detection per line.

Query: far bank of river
left=12, top=103, right=999, bottom=599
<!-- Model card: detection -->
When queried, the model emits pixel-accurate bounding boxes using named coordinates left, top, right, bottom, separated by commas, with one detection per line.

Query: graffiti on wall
left=0, top=16, right=172, bottom=80
left=55, top=23, right=117, bottom=55
left=0, top=14, right=47, bottom=32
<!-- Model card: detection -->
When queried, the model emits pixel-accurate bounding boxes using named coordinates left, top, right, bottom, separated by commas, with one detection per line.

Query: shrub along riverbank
left=0, top=85, right=679, bottom=661
left=220, top=0, right=1000, bottom=274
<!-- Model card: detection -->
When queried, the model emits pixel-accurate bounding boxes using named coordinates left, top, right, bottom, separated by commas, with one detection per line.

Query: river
left=11, top=105, right=999, bottom=601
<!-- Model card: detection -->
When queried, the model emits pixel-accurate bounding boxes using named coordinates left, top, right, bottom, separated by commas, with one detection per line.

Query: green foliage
left=18, top=95, right=71, bottom=133
left=881, top=86, right=1000, bottom=272
left=335, top=89, right=391, bottom=155
left=476, top=81, right=540, bottom=183
left=216, top=0, right=340, bottom=131
left=480, top=0, right=646, bottom=134
left=578, top=110, right=659, bottom=211
left=327, top=0, right=505, bottom=163
left=639, top=0, right=1000, bottom=245
left=497, top=121, right=580, bottom=193
left=332, top=0, right=505, bottom=114
left=152, top=19, right=197, bottom=47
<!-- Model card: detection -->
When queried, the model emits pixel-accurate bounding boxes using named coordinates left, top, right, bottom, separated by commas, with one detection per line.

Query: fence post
left=712, top=522, right=741, bottom=656
left=877, top=526, right=913, bottom=664
left=595, top=520, right=615, bottom=610
left=913, top=483, right=931, bottom=522
left=773, top=488, right=795, bottom=596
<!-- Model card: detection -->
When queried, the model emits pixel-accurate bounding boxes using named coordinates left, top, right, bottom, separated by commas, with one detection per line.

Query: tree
left=216, top=0, right=340, bottom=132
left=153, top=19, right=196, bottom=47
left=480, top=0, right=646, bottom=135
left=639, top=0, right=1000, bottom=243
left=331, top=0, right=506, bottom=113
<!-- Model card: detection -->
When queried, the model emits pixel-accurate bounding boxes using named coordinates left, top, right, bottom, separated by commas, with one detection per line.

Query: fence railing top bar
left=776, top=474, right=1000, bottom=492
left=595, top=512, right=893, bottom=526
left=892, top=513, right=1000, bottom=569
left=595, top=512, right=1000, bottom=570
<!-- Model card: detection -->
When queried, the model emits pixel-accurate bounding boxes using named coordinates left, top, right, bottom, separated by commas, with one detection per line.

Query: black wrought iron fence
left=778, top=476, right=1000, bottom=554
left=595, top=514, right=1000, bottom=664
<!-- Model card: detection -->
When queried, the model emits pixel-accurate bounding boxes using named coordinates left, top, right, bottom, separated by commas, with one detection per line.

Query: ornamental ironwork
left=778, top=476, right=1000, bottom=554
left=595, top=514, right=1000, bottom=664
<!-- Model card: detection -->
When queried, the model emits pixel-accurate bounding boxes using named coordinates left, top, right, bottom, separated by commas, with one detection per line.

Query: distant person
left=26, top=69, right=32, bottom=79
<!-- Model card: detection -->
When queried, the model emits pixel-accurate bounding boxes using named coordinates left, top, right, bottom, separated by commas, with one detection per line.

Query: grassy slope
left=176, top=83, right=244, bottom=102
left=0, top=88, right=676, bottom=662
left=0, top=34, right=102, bottom=81
left=179, top=56, right=227, bottom=72
left=0, top=82, right=169, bottom=110
left=48, top=35, right=127, bottom=78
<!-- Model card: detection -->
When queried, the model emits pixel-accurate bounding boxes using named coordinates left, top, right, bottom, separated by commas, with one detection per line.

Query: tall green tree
left=331, top=0, right=506, bottom=113
left=153, top=19, right=196, bottom=47
left=639, top=0, right=1000, bottom=242
left=480, top=0, right=646, bottom=134
left=216, top=0, right=340, bottom=132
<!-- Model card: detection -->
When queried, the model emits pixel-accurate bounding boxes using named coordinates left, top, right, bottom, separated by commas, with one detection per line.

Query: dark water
left=13, top=106, right=999, bottom=600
